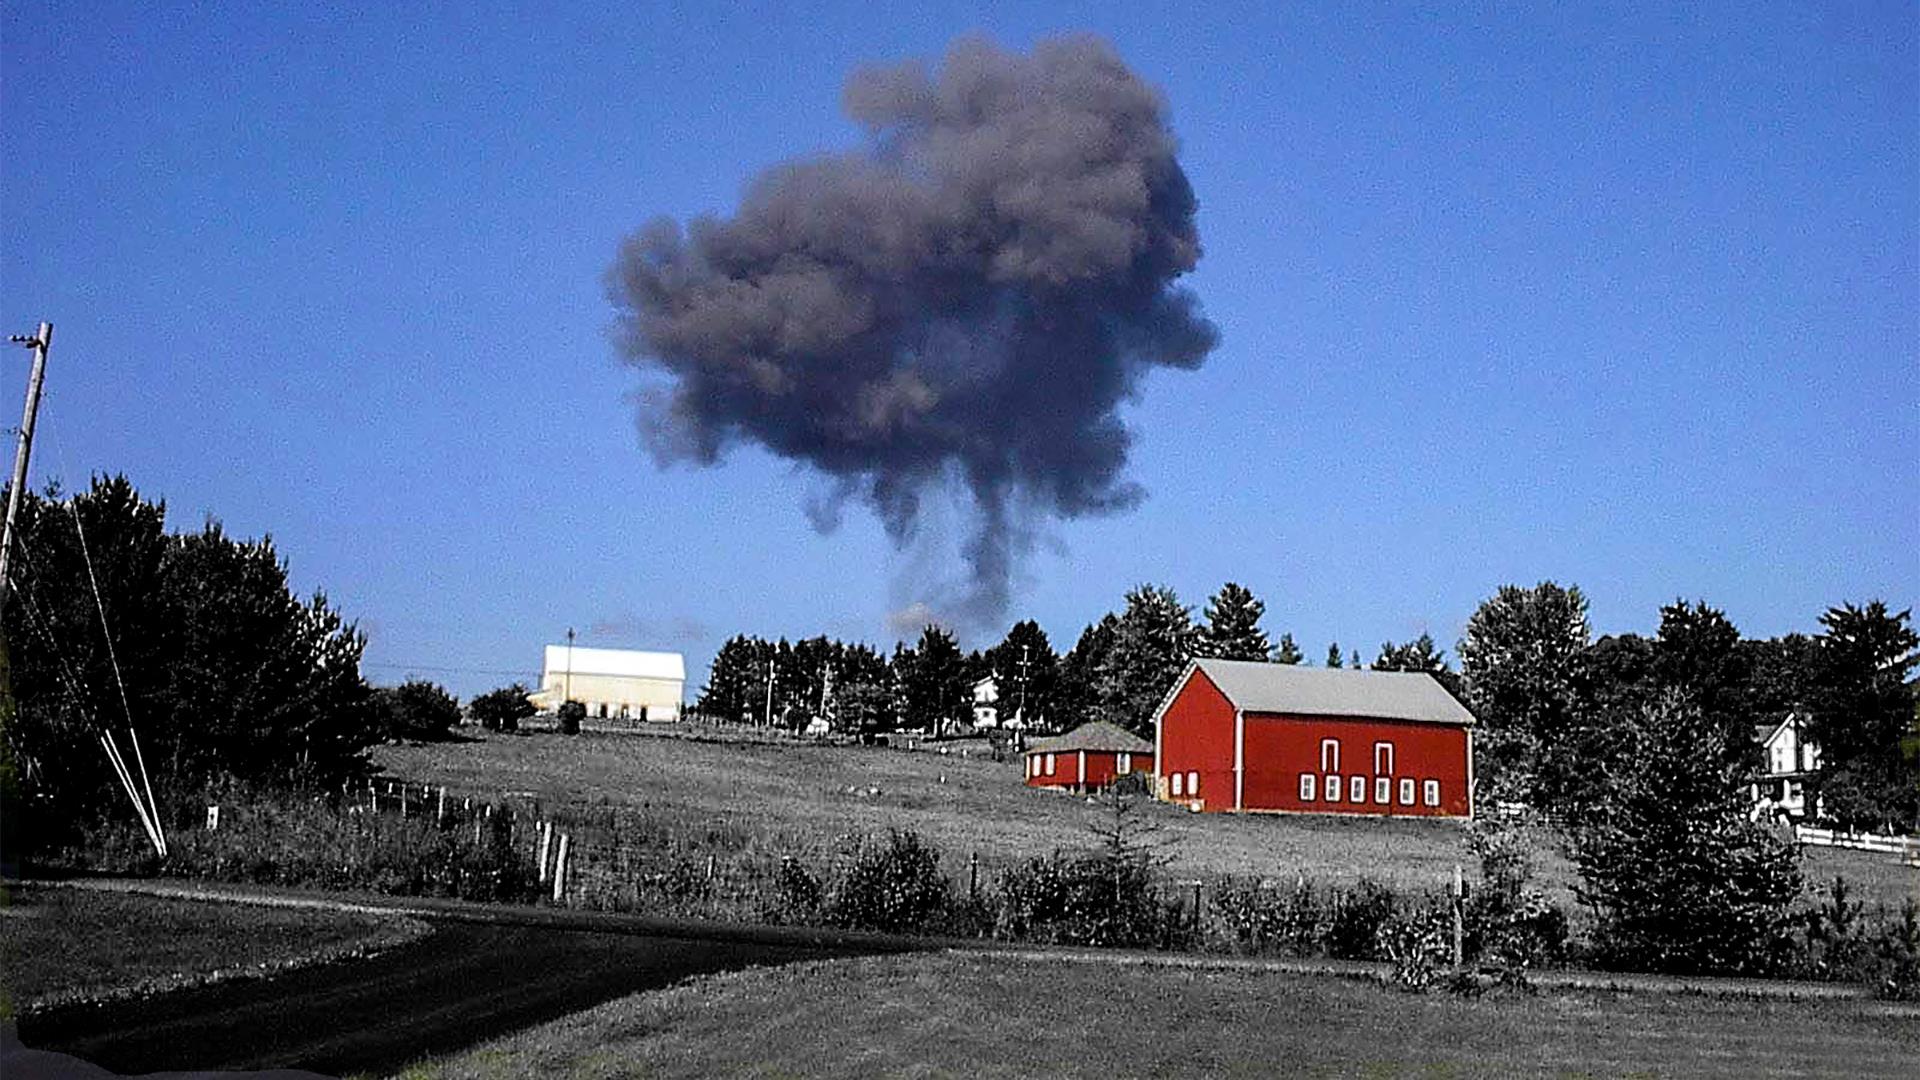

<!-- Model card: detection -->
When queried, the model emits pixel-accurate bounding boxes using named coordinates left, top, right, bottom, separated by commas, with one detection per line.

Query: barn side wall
left=1155, top=669, right=1237, bottom=809
left=1241, top=713, right=1471, bottom=818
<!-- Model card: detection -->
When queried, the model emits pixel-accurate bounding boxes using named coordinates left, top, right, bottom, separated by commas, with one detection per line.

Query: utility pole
left=0, top=322, right=51, bottom=619
left=764, top=658, right=776, bottom=727
left=564, top=627, right=575, bottom=704
left=1018, top=643, right=1031, bottom=725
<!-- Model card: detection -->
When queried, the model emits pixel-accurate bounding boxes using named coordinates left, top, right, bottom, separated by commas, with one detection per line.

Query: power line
left=362, top=662, right=542, bottom=678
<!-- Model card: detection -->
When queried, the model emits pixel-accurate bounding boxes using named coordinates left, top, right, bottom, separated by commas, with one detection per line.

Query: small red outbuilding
left=1152, top=658, right=1475, bottom=818
left=1025, top=721, right=1155, bottom=793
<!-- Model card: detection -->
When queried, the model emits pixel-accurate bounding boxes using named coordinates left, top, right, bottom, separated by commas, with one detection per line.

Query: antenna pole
left=0, top=322, right=52, bottom=619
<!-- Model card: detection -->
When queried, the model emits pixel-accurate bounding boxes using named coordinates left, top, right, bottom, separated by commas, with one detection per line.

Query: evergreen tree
left=901, top=625, right=968, bottom=735
left=698, top=635, right=764, bottom=723
left=1056, top=614, right=1120, bottom=733
left=1652, top=600, right=1754, bottom=773
left=1198, top=582, right=1272, bottom=661
left=1273, top=633, right=1304, bottom=665
left=1568, top=693, right=1802, bottom=976
left=1806, top=602, right=1919, bottom=832
left=1325, top=642, right=1343, bottom=668
left=1373, top=633, right=1462, bottom=696
left=1104, top=584, right=1198, bottom=738
left=984, top=620, right=1057, bottom=728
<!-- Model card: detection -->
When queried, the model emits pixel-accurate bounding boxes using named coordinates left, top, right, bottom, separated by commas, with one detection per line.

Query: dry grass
left=375, top=727, right=1917, bottom=912
left=0, top=884, right=425, bottom=1015
left=396, top=950, right=1920, bottom=1079
left=375, top=729, right=1505, bottom=894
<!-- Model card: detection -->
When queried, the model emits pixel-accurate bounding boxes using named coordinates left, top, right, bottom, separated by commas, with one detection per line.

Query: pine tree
left=1273, top=633, right=1304, bottom=665
left=1198, top=582, right=1272, bottom=661
left=1325, top=642, right=1343, bottom=668
left=1104, top=584, right=1199, bottom=738
left=985, top=620, right=1057, bottom=728
left=1806, top=601, right=1919, bottom=832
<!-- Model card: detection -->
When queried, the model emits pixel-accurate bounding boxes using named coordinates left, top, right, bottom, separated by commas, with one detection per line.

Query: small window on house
left=1171, top=772, right=1184, bottom=796
left=1187, top=771, right=1199, bottom=796
left=1399, top=779, right=1415, bottom=805
left=1423, top=780, right=1440, bottom=807
left=1045, top=753, right=1056, bottom=775
left=1320, top=738, right=1340, bottom=773
left=1374, top=742, right=1394, bottom=776
left=1299, top=773, right=1317, bottom=801
left=1350, top=776, right=1366, bottom=802
left=1118, top=753, right=1132, bottom=774
left=1375, top=777, right=1391, bottom=804
left=1325, top=775, right=1341, bottom=803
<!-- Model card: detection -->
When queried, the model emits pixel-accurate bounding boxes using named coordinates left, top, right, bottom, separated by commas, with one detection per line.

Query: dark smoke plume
left=608, top=34, right=1216, bottom=625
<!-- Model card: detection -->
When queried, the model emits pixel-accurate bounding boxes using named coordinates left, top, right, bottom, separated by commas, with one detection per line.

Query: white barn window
left=1171, top=772, right=1184, bottom=796
left=1187, top=771, right=1199, bottom=796
left=1399, top=779, right=1415, bottom=806
left=1350, top=776, right=1366, bottom=802
left=1375, top=777, right=1391, bottom=804
left=1325, top=775, right=1341, bottom=803
left=1423, top=780, right=1440, bottom=807
left=1045, top=753, right=1055, bottom=775
left=1320, top=738, right=1340, bottom=772
left=1299, top=773, right=1317, bottom=801
left=1118, top=753, right=1132, bottom=774
left=1374, top=742, right=1394, bottom=776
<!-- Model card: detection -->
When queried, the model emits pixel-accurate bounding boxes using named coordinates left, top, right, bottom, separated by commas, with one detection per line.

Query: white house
left=1750, top=714, right=1820, bottom=821
left=528, top=645, right=685, bottom=723
left=971, top=675, right=1000, bottom=729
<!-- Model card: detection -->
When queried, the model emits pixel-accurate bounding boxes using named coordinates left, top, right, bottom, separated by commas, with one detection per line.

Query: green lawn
left=395, top=951, right=1920, bottom=1078
left=374, top=727, right=1915, bottom=911
left=0, top=884, right=426, bottom=1015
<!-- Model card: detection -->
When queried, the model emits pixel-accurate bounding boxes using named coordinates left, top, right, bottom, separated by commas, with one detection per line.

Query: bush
left=1208, top=877, right=1325, bottom=957
left=1797, top=878, right=1920, bottom=1000
left=995, top=850, right=1188, bottom=949
left=376, top=681, right=463, bottom=742
left=825, top=830, right=950, bottom=933
left=1464, top=817, right=1569, bottom=971
left=470, top=684, right=535, bottom=733
left=1379, top=904, right=1454, bottom=991
left=558, top=701, right=585, bottom=736
left=1326, top=879, right=1399, bottom=961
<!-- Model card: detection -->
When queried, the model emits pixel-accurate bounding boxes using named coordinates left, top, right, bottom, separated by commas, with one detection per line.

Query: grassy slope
left=399, top=951, right=1920, bottom=1079
left=374, top=728, right=1915, bottom=909
left=0, top=885, right=422, bottom=1012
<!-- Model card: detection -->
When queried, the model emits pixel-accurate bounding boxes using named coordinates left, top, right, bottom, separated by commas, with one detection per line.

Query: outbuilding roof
left=542, top=645, right=686, bottom=682
left=1175, top=658, right=1475, bottom=727
left=1028, top=720, right=1154, bottom=755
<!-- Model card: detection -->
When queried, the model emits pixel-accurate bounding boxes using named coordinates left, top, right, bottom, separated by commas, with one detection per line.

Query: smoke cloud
left=608, top=34, right=1217, bottom=626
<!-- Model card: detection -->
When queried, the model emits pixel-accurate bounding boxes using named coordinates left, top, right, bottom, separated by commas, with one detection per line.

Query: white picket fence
left=1794, top=825, right=1920, bottom=864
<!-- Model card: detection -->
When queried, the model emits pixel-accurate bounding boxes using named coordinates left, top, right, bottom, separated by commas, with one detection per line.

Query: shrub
left=1208, top=877, right=1325, bottom=957
left=470, top=684, right=535, bottom=733
left=1379, top=905, right=1454, bottom=991
left=1464, top=817, right=1569, bottom=972
left=376, top=680, right=463, bottom=742
left=825, top=830, right=950, bottom=933
left=558, top=701, right=585, bottom=736
left=1326, top=879, right=1398, bottom=961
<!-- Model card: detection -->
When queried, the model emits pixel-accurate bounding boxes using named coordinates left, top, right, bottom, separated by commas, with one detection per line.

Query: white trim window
left=1374, top=742, right=1394, bottom=776
left=1375, top=777, right=1391, bottom=804
left=1299, top=773, right=1317, bottom=801
left=1171, top=772, right=1184, bottom=796
left=1045, top=753, right=1056, bottom=776
left=1118, top=753, right=1132, bottom=774
left=1325, top=775, right=1341, bottom=803
left=1320, top=738, right=1340, bottom=773
left=1399, top=778, right=1415, bottom=806
left=1423, top=780, right=1440, bottom=807
left=1350, top=776, right=1366, bottom=802
left=1187, top=771, right=1199, bottom=796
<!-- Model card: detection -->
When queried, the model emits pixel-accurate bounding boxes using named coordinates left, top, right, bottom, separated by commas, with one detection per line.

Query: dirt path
left=16, top=913, right=902, bottom=1077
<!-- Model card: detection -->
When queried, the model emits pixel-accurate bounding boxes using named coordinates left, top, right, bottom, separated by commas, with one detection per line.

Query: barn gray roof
left=1180, top=658, right=1476, bottom=727
left=1028, top=720, right=1154, bottom=755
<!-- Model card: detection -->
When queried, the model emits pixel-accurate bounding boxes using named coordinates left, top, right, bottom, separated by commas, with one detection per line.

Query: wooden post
left=552, top=833, right=570, bottom=904
left=437, top=786, right=446, bottom=823
left=400, top=785, right=409, bottom=817
left=706, top=853, right=717, bottom=882
left=369, top=787, right=378, bottom=814
left=1451, top=863, right=1465, bottom=969
left=537, top=822, right=552, bottom=883
left=969, top=851, right=979, bottom=902
left=1191, top=880, right=1203, bottom=931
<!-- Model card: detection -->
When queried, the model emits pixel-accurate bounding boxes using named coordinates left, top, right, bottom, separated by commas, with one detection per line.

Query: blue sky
left=4, top=2, right=1914, bottom=697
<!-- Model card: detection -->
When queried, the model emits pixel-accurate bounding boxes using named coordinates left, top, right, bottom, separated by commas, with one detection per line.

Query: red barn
left=1025, top=721, right=1155, bottom=793
left=1152, top=659, right=1475, bottom=818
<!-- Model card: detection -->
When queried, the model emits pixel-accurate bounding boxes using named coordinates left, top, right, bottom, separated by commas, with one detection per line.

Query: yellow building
left=528, top=645, right=685, bottom=723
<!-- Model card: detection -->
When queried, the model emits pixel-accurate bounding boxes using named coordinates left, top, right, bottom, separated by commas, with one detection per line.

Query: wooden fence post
left=1191, top=880, right=1203, bottom=932
left=537, top=821, right=552, bottom=883
left=437, top=786, right=446, bottom=823
left=553, top=833, right=570, bottom=904
left=969, top=851, right=979, bottom=902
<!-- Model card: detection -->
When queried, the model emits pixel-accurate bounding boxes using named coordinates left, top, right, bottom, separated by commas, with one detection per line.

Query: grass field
left=373, top=726, right=1916, bottom=910
left=395, top=951, right=1920, bottom=1078
left=0, top=884, right=427, bottom=1015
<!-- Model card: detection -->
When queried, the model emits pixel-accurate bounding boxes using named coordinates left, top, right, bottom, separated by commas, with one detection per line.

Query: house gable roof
left=1172, top=658, right=1476, bottom=727
left=1028, top=720, right=1154, bottom=755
